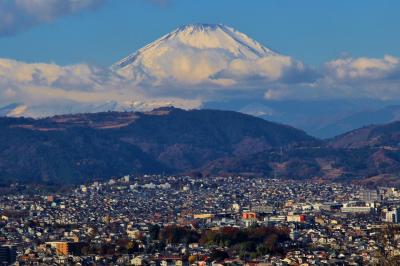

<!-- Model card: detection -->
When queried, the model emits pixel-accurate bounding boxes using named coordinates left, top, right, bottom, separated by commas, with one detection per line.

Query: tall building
left=46, top=242, right=69, bottom=256
left=290, top=229, right=299, bottom=241
left=251, top=204, right=274, bottom=214
left=123, top=175, right=130, bottom=182
left=360, top=189, right=380, bottom=202
left=341, top=202, right=373, bottom=214
left=385, top=208, right=400, bottom=223
left=0, top=245, right=17, bottom=265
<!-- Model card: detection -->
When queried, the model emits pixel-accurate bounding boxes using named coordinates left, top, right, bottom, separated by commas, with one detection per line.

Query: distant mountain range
left=0, top=108, right=399, bottom=186
left=233, top=100, right=400, bottom=138
left=330, top=120, right=400, bottom=149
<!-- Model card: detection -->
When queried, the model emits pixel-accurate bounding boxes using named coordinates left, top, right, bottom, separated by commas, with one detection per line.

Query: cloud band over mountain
left=1, top=24, right=400, bottom=117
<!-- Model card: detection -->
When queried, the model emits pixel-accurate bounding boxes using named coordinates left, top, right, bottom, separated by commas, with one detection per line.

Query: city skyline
left=2, top=2, right=400, bottom=264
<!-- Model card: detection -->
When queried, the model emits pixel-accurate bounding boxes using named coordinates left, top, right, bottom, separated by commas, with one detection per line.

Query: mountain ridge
left=1, top=107, right=400, bottom=186
left=0, top=108, right=319, bottom=184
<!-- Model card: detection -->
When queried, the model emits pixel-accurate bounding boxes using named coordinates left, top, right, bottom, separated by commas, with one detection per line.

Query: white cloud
left=263, top=55, right=400, bottom=101
left=0, top=0, right=104, bottom=36
left=115, top=45, right=313, bottom=90
left=0, top=58, right=119, bottom=91
left=0, top=58, right=202, bottom=117
left=214, top=55, right=313, bottom=85
left=2, top=53, right=400, bottom=118
left=321, top=55, right=400, bottom=100
left=325, top=55, right=400, bottom=81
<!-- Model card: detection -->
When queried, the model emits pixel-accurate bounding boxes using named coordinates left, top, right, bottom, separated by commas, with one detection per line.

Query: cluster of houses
left=1, top=175, right=400, bottom=265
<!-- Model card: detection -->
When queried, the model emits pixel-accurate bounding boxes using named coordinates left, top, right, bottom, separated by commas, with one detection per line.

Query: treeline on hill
left=152, top=225, right=290, bottom=259
left=40, top=224, right=290, bottom=259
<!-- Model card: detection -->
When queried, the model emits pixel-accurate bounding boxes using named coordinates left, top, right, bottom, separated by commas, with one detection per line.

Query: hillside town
left=1, top=175, right=400, bottom=265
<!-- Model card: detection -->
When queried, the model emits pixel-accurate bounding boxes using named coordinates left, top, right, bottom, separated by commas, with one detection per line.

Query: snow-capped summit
left=112, top=23, right=285, bottom=86
left=169, top=23, right=276, bottom=57
left=113, top=24, right=276, bottom=69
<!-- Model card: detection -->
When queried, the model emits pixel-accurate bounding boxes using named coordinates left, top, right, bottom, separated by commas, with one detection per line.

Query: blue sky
left=0, top=0, right=399, bottom=66
left=1, top=0, right=400, bottom=120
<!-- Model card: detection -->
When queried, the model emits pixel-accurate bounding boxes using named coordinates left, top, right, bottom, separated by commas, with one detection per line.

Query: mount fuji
left=2, top=23, right=303, bottom=118
left=111, top=23, right=303, bottom=87
left=114, top=24, right=276, bottom=70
